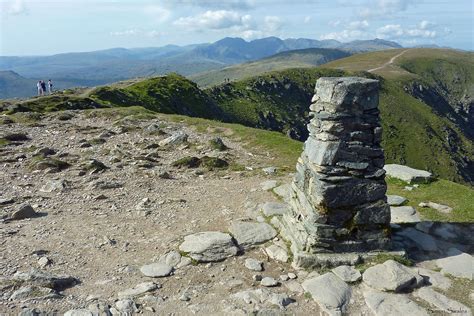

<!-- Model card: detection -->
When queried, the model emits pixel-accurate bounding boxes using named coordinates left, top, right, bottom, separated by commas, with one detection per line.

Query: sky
left=0, top=0, right=473, bottom=56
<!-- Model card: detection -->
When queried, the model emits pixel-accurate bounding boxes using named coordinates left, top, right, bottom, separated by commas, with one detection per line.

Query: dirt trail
left=368, top=49, right=408, bottom=73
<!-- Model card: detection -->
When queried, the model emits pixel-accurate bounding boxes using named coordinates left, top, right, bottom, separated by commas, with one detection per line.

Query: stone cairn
left=279, top=77, right=391, bottom=269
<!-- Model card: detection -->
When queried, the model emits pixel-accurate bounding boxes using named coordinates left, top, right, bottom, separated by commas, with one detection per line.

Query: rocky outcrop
left=280, top=77, right=391, bottom=268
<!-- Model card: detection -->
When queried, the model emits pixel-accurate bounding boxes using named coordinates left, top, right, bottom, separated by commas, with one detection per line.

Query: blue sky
left=0, top=0, right=472, bottom=55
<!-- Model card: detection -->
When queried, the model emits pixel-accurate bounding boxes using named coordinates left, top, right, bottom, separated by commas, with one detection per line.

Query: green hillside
left=1, top=49, right=473, bottom=185
left=190, top=48, right=351, bottom=87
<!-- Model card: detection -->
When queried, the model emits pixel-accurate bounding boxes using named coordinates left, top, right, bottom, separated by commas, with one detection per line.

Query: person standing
left=48, top=79, right=53, bottom=94
left=41, top=80, right=46, bottom=95
left=37, top=81, right=43, bottom=96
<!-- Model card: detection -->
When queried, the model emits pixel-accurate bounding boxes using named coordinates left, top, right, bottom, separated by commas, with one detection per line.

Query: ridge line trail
left=368, top=49, right=409, bottom=73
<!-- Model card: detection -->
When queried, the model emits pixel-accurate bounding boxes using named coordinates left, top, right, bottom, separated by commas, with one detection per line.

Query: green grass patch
left=0, top=138, right=10, bottom=147
left=387, top=177, right=474, bottom=222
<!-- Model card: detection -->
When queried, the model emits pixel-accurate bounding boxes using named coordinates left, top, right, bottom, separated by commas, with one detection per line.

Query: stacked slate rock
left=280, top=77, right=391, bottom=268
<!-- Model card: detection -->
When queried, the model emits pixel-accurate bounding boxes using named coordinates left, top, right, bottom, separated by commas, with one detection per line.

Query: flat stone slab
left=391, top=206, right=420, bottom=223
left=260, top=180, right=278, bottom=191
left=332, top=265, right=361, bottom=283
left=302, top=272, right=351, bottom=316
left=363, top=289, right=428, bottom=316
left=384, top=164, right=433, bottom=183
left=273, top=183, right=291, bottom=201
left=415, top=268, right=451, bottom=290
left=262, top=202, right=288, bottom=216
left=140, top=263, right=173, bottom=278
left=414, top=287, right=471, bottom=315
left=363, top=260, right=422, bottom=292
left=387, top=195, right=407, bottom=206
left=179, top=231, right=238, bottom=262
left=396, top=227, right=438, bottom=252
left=117, top=282, right=158, bottom=299
left=436, top=248, right=474, bottom=280
left=229, top=221, right=277, bottom=249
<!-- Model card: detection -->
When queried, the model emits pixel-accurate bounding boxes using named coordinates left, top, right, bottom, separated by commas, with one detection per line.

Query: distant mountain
left=0, top=71, right=36, bottom=99
left=190, top=48, right=352, bottom=87
left=0, top=37, right=403, bottom=99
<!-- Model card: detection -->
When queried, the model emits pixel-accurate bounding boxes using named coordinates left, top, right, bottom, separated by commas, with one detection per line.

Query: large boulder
left=179, top=231, right=238, bottom=262
left=302, top=272, right=351, bottom=316
left=384, top=164, right=433, bottom=183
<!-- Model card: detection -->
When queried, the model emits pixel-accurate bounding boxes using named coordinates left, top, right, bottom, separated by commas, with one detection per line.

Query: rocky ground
left=0, top=110, right=473, bottom=315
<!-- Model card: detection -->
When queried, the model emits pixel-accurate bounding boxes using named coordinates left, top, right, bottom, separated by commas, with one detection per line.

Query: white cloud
left=174, top=10, right=248, bottom=30
left=320, top=29, right=370, bottom=41
left=168, top=0, right=255, bottom=10
left=144, top=5, right=171, bottom=23
left=359, top=0, right=414, bottom=18
left=263, top=16, right=283, bottom=32
left=6, top=0, right=28, bottom=15
left=304, top=16, right=312, bottom=24
left=110, top=29, right=162, bottom=38
left=348, top=20, right=369, bottom=30
left=376, top=21, right=441, bottom=39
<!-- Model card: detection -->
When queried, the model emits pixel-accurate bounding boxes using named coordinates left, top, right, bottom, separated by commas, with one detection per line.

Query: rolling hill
left=2, top=48, right=472, bottom=185
left=190, top=48, right=352, bottom=87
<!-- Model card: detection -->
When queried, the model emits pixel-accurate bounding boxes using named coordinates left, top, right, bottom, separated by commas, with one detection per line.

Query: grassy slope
left=190, top=48, right=351, bottom=87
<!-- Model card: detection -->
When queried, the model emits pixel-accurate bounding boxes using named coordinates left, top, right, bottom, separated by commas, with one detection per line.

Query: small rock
left=253, top=274, right=263, bottom=281
left=38, top=257, right=50, bottom=268
left=179, top=292, right=191, bottom=301
left=265, top=244, right=288, bottom=263
left=261, top=277, right=279, bottom=287
left=387, top=195, right=407, bottom=206
left=279, top=274, right=289, bottom=281
left=140, top=262, right=173, bottom=278
left=287, top=273, right=297, bottom=279
left=262, top=167, right=277, bottom=175
left=332, top=265, right=361, bottom=283
left=419, top=201, right=453, bottom=214
left=64, top=310, right=93, bottom=316
left=117, top=282, right=159, bottom=299
left=40, top=179, right=68, bottom=193
left=11, top=204, right=37, bottom=220
left=302, top=272, right=352, bottom=315
left=245, top=258, right=263, bottom=271
left=115, top=299, right=138, bottom=313
left=159, top=131, right=188, bottom=147
left=158, top=250, right=182, bottom=267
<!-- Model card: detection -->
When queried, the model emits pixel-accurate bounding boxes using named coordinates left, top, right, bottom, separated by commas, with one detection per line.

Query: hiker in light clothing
left=37, top=81, right=43, bottom=96
left=48, top=79, right=53, bottom=94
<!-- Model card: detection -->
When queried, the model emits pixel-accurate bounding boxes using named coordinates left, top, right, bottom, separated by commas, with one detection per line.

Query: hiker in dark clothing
left=41, top=81, right=46, bottom=94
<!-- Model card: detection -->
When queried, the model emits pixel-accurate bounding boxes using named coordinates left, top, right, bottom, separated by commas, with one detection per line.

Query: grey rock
left=387, top=195, right=407, bottom=206
left=302, top=272, right=351, bottom=316
left=262, top=202, right=288, bottom=216
left=262, top=167, right=277, bottom=175
left=280, top=274, right=289, bottom=281
left=391, top=206, right=420, bottom=223
left=115, top=299, right=138, bottom=314
left=363, top=260, right=422, bottom=292
left=178, top=231, right=238, bottom=262
left=232, top=288, right=293, bottom=308
left=415, top=267, right=452, bottom=290
left=37, top=256, right=51, bottom=268
left=11, top=204, right=37, bottom=220
left=261, top=180, right=278, bottom=191
left=436, top=248, right=474, bottom=279
left=419, top=201, right=453, bottom=213
left=64, top=310, right=93, bottom=316
left=332, top=265, right=361, bottom=283
left=384, top=164, right=433, bottom=183
left=0, top=198, right=14, bottom=205
left=284, top=280, right=304, bottom=295
left=18, top=308, right=43, bottom=316
left=229, top=221, right=277, bottom=249
left=40, top=179, right=68, bottom=193
left=265, top=244, right=288, bottom=263
left=363, top=289, right=428, bottom=316
left=414, top=287, right=471, bottom=315
left=117, top=282, right=158, bottom=299
left=396, top=227, right=438, bottom=252
left=12, top=268, right=78, bottom=290
left=260, top=277, right=279, bottom=287
left=140, top=262, right=173, bottom=278
left=244, top=258, right=263, bottom=271
left=159, top=131, right=188, bottom=147
left=273, top=183, right=291, bottom=201
left=10, top=286, right=55, bottom=300
left=158, top=250, right=182, bottom=267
